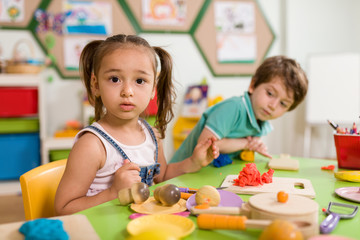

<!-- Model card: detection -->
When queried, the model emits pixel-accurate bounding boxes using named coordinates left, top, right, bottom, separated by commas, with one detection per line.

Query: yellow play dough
left=195, top=185, right=221, bottom=206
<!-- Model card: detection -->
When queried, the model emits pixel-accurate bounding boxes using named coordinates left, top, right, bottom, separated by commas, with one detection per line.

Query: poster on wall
left=63, top=0, right=112, bottom=35
left=142, top=0, right=186, bottom=26
left=214, top=1, right=256, bottom=63
left=181, top=85, right=208, bottom=117
left=0, top=0, right=24, bottom=22
left=64, top=37, right=102, bottom=71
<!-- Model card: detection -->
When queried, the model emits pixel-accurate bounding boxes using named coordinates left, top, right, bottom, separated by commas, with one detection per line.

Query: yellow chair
left=20, top=159, right=67, bottom=220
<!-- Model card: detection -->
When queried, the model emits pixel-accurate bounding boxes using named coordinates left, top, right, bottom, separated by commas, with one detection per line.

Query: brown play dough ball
left=195, top=185, right=221, bottom=206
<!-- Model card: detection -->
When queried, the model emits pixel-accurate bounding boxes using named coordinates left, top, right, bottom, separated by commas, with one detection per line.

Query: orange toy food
left=259, top=219, right=303, bottom=240
left=277, top=191, right=289, bottom=203
left=233, top=163, right=274, bottom=187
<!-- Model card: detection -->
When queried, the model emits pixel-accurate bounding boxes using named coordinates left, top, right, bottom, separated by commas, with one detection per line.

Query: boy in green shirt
left=170, top=55, right=308, bottom=164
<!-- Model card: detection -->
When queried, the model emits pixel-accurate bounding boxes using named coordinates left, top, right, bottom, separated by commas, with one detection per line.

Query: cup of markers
left=328, top=120, right=360, bottom=170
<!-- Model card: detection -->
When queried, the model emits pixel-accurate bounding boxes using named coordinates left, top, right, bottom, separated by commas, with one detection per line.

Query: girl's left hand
left=191, top=137, right=219, bottom=170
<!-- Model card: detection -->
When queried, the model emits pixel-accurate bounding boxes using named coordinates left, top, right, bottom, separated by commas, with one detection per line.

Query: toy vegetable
left=153, top=184, right=181, bottom=206
left=118, top=182, right=150, bottom=206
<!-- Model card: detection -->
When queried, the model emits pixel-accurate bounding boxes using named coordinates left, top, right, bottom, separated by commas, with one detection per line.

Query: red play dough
left=233, top=163, right=274, bottom=187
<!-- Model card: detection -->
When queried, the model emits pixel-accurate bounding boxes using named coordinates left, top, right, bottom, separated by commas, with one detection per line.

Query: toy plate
left=130, top=196, right=187, bottom=214
left=186, top=189, right=243, bottom=210
left=335, top=187, right=360, bottom=203
left=127, top=214, right=195, bottom=238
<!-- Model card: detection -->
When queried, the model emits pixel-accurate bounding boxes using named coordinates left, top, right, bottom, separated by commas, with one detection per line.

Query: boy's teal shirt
left=169, top=92, right=273, bottom=163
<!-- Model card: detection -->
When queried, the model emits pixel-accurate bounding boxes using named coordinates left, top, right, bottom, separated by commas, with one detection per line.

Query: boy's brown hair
left=251, top=55, right=308, bottom=111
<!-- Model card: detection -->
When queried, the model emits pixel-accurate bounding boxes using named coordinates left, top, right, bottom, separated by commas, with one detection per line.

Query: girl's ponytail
left=153, top=47, right=176, bottom=139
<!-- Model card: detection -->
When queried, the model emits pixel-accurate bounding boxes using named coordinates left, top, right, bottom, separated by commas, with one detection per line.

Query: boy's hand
left=110, top=159, right=141, bottom=197
left=246, top=136, right=271, bottom=158
left=191, top=137, right=219, bottom=170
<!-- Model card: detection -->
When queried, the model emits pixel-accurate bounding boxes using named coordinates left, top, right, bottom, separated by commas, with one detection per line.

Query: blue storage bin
left=0, top=132, right=40, bottom=180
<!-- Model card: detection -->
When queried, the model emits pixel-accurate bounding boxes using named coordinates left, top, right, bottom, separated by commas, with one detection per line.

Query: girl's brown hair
left=79, top=34, right=176, bottom=138
left=251, top=55, right=308, bottom=111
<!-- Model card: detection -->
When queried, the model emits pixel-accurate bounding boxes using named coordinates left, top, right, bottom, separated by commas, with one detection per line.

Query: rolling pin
left=197, top=214, right=310, bottom=231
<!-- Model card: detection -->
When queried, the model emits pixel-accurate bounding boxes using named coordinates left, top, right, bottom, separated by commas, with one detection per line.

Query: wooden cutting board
left=0, top=214, right=100, bottom=240
left=268, top=154, right=299, bottom=170
left=220, top=175, right=316, bottom=198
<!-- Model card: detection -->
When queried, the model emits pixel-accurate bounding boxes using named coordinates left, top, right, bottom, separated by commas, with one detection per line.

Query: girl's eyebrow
left=102, top=68, right=152, bottom=76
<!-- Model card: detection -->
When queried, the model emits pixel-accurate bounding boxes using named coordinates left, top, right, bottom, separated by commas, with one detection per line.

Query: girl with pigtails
left=55, top=34, right=219, bottom=215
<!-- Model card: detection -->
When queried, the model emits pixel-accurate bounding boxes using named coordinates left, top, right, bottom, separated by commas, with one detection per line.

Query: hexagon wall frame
left=30, top=0, right=136, bottom=79
left=191, top=0, right=275, bottom=77
left=121, top=0, right=206, bottom=33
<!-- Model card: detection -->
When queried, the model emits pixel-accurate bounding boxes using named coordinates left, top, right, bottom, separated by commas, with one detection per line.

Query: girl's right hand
left=110, top=159, right=141, bottom=197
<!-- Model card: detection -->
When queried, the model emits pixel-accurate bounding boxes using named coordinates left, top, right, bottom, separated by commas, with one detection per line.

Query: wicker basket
left=5, top=39, right=44, bottom=74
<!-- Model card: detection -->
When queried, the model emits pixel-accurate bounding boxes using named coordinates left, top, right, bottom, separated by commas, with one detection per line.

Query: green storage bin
left=0, top=118, right=39, bottom=134
left=49, top=149, right=71, bottom=162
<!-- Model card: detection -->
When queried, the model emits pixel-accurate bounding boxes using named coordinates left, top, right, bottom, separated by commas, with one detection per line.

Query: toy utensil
left=191, top=206, right=243, bottom=215
left=197, top=214, right=311, bottom=231
left=320, top=202, right=358, bottom=234
left=129, top=211, right=190, bottom=220
left=179, top=186, right=228, bottom=193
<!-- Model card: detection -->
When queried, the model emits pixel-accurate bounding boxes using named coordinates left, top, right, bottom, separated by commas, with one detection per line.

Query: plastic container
left=49, top=149, right=71, bottom=162
left=0, top=118, right=39, bottom=133
left=0, top=87, right=38, bottom=117
left=334, top=134, right=360, bottom=169
left=172, top=117, right=200, bottom=150
left=0, top=132, right=40, bottom=180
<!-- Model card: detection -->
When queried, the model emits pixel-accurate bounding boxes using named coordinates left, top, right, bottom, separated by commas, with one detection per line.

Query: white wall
left=2, top=0, right=359, bottom=161
left=285, top=0, right=360, bottom=159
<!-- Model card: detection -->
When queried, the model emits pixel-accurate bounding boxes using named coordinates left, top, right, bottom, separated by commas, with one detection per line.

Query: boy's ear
left=248, top=77, right=256, bottom=93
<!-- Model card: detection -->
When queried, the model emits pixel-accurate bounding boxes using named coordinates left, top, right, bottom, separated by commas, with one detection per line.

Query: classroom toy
left=277, top=191, right=289, bottom=203
left=118, top=182, right=150, bottom=206
left=240, top=150, right=273, bottom=162
left=334, top=171, right=360, bottom=182
left=187, top=190, right=243, bottom=212
left=19, top=218, right=69, bottom=240
left=240, top=150, right=255, bottom=161
left=268, top=154, right=299, bottom=171
left=320, top=202, right=358, bottom=234
left=153, top=184, right=181, bottom=206
left=221, top=175, right=316, bottom=198
left=212, top=153, right=232, bottom=167
left=232, top=163, right=274, bottom=187
left=259, top=219, right=304, bottom=240
left=197, top=215, right=304, bottom=240
left=334, top=187, right=360, bottom=203
left=195, top=185, right=221, bottom=206
left=194, top=192, right=318, bottom=238
left=0, top=215, right=100, bottom=239
left=130, top=197, right=186, bottom=215
left=127, top=214, right=195, bottom=239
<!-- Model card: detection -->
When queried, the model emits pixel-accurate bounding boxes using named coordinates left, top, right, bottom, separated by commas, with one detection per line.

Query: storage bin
left=0, top=87, right=38, bottom=117
left=0, top=132, right=40, bottom=180
left=334, top=134, right=360, bottom=169
left=49, top=149, right=71, bottom=162
left=172, top=117, right=200, bottom=150
left=0, top=118, right=39, bottom=133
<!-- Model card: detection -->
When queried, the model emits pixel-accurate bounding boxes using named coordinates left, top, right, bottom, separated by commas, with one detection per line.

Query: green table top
left=79, top=156, right=360, bottom=239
